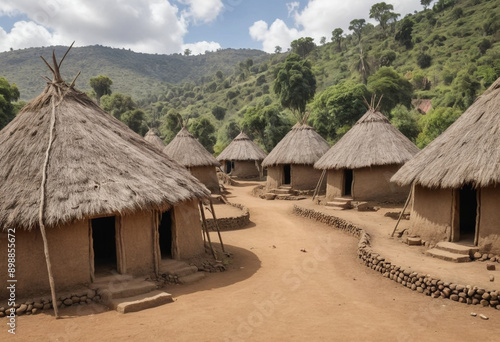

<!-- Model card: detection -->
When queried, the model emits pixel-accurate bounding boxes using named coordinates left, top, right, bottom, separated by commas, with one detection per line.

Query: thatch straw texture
left=0, top=83, right=210, bottom=231
left=315, top=109, right=419, bottom=170
left=262, top=123, right=330, bottom=167
left=217, top=132, right=267, bottom=161
left=144, top=128, right=165, bottom=150
left=163, top=127, right=221, bottom=167
left=392, top=77, right=500, bottom=188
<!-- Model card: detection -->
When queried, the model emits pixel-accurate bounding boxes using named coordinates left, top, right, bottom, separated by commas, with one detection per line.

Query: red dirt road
left=4, top=181, right=500, bottom=341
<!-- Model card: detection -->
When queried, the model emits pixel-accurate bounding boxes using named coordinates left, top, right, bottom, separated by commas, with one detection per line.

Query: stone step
left=178, top=272, right=206, bottom=284
left=333, top=197, right=353, bottom=203
left=279, top=185, right=292, bottom=190
left=98, top=279, right=156, bottom=302
left=425, top=248, right=471, bottom=263
left=407, top=237, right=422, bottom=246
left=276, top=194, right=291, bottom=200
left=90, top=273, right=134, bottom=288
left=434, top=241, right=479, bottom=257
left=325, top=206, right=347, bottom=211
left=159, top=259, right=200, bottom=277
left=273, top=188, right=291, bottom=195
left=110, top=290, right=174, bottom=314
left=326, top=200, right=351, bottom=209
left=263, top=193, right=277, bottom=200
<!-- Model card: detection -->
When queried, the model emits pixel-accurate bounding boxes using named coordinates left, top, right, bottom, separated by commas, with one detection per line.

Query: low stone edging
left=205, top=202, right=250, bottom=230
left=0, top=288, right=102, bottom=317
left=292, top=205, right=500, bottom=310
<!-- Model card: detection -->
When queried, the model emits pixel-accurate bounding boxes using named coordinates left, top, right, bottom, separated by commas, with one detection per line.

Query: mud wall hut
left=163, top=127, right=221, bottom=194
left=315, top=109, right=419, bottom=202
left=217, top=132, right=267, bottom=178
left=392, top=78, right=500, bottom=254
left=0, top=58, right=210, bottom=300
left=262, top=124, right=330, bottom=191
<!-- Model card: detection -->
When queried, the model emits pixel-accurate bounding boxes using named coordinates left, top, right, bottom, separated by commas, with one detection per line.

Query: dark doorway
left=159, top=210, right=172, bottom=258
left=459, top=184, right=477, bottom=241
left=283, top=164, right=291, bottom=185
left=92, top=216, right=117, bottom=272
left=344, top=169, right=353, bottom=196
left=226, top=161, right=234, bottom=173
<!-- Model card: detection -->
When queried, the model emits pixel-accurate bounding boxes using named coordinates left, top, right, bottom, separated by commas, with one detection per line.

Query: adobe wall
left=190, top=166, right=220, bottom=194
left=326, top=170, right=343, bottom=200
left=478, top=186, right=500, bottom=254
left=0, top=219, right=91, bottom=300
left=266, top=166, right=282, bottom=190
left=233, top=160, right=261, bottom=178
left=409, top=184, right=453, bottom=244
left=121, top=211, right=155, bottom=276
left=292, top=164, right=323, bottom=190
left=353, top=164, right=410, bottom=202
left=172, top=199, right=204, bottom=259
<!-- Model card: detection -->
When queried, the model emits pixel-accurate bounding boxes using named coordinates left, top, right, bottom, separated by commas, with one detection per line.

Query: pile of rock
left=205, top=202, right=250, bottom=230
left=0, top=289, right=101, bottom=317
left=473, top=252, right=500, bottom=263
left=293, top=205, right=500, bottom=310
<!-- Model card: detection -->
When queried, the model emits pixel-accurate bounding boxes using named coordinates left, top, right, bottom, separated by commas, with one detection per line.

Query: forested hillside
left=1, top=0, right=499, bottom=154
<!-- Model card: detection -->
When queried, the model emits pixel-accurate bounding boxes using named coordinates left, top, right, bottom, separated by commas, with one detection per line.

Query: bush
left=417, top=53, right=432, bottom=68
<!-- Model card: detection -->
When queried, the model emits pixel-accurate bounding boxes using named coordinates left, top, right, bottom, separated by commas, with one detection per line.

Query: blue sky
left=0, top=0, right=425, bottom=55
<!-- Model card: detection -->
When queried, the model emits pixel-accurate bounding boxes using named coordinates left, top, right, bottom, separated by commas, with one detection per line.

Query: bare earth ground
left=4, top=180, right=500, bottom=341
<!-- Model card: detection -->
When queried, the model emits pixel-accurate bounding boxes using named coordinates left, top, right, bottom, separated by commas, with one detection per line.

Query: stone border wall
left=206, top=202, right=250, bottom=230
left=0, top=288, right=101, bottom=317
left=292, top=205, right=500, bottom=311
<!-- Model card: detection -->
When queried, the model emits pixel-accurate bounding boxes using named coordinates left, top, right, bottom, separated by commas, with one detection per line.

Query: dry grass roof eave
left=0, top=81, right=210, bottom=232
left=262, top=124, right=330, bottom=167
left=314, top=109, right=419, bottom=170
left=144, top=128, right=166, bottom=150
left=163, top=127, right=221, bottom=168
left=391, top=77, right=500, bottom=189
left=217, top=132, right=267, bottom=161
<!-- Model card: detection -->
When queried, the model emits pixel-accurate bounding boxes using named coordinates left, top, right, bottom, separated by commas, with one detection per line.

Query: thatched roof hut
left=315, top=109, right=418, bottom=201
left=144, top=128, right=166, bottom=150
left=0, top=51, right=210, bottom=301
left=391, top=78, right=500, bottom=253
left=262, top=123, right=330, bottom=190
left=164, top=127, right=221, bottom=193
left=217, top=132, right=267, bottom=178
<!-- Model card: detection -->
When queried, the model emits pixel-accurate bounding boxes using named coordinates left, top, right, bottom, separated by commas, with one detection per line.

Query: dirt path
left=4, top=181, right=500, bottom=341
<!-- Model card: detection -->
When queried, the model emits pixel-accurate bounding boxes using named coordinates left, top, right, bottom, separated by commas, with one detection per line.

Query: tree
left=290, top=37, right=316, bottom=58
left=159, top=110, right=183, bottom=143
left=273, top=53, right=316, bottom=122
left=320, top=36, right=326, bottom=45
left=331, top=28, right=344, bottom=51
left=121, top=109, right=148, bottom=135
left=369, top=2, right=399, bottom=33
left=421, top=0, right=432, bottom=10
left=416, top=107, right=462, bottom=148
left=215, top=70, right=224, bottom=80
left=100, top=93, right=136, bottom=120
left=349, top=19, right=366, bottom=43
left=367, top=67, right=413, bottom=115
left=184, top=48, right=192, bottom=56
left=390, top=105, right=421, bottom=142
left=211, top=105, right=226, bottom=120
left=395, top=16, right=414, bottom=49
left=188, top=117, right=217, bottom=153
left=0, top=77, right=20, bottom=130
left=356, top=47, right=372, bottom=84
left=89, top=75, right=112, bottom=105
left=274, top=46, right=282, bottom=54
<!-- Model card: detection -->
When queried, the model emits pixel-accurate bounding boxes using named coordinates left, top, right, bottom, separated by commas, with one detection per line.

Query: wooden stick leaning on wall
left=208, top=199, right=226, bottom=253
left=391, top=185, right=413, bottom=238
left=199, top=201, right=216, bottom=259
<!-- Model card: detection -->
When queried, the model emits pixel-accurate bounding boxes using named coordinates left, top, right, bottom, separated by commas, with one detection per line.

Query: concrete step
left=426, top=248, right=471, bottom=263
left=110, top=290, right=173, bottom=314
left=178, top=272, right=206, bottom=284
left=99, top=279, right=156, bottom=302
left=435, top=241, right=479, bottom=257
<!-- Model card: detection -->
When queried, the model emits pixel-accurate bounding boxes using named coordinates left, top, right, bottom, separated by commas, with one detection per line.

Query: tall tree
left=349, top=19, right=366, bottom=43
left=0, top=77, right=20, bottom=130
left=188, top=117, right=217, bottom=153
left=89, top=75, right=112, bottom=105
left=369, top=2, right=399, bottom=33
left=290, top=37, right=316, bottom=58
left=367, top=67, right=413, bottom=115
left=395, top=16, right=414, bottom=49
left=331, top=28, right=344, bottom=51
left=421, top=0, right=432, bottom=10
left=273, top=53, right=316, bottom=123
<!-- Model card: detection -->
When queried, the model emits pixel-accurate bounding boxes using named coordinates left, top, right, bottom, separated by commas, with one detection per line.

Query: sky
left=0, top=0, right=425, bottom=55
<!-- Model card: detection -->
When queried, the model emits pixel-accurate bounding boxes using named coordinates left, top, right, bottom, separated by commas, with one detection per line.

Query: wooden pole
left=199, top=202, right=216, bottom=259
left=39, top=96, right=59, bottom=318
left=312, top=169, right=327, bottom=201
left=391, top=185, right=413, bottom=238
left=209, top=199, right=226, bottom=253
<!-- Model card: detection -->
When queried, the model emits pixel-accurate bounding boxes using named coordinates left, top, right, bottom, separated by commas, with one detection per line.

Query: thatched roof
left=0, top=66, right=210, bottom=231
left=314, top=109, right=419, bottom=170
left=163, top=127, right=221, bottom=168
left=144, top=128, right=165, bottom=150
left=392, top=77, right=500, bottom=189
left=217, top=132, right=267, bottom=162
left=262, top=123, right=330, bottom=167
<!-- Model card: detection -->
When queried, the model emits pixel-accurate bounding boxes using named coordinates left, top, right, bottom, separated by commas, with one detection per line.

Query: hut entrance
left=91, top=216, right=117, bottom=274
left=458, top=185, right=478, bottom=243
left=283, top=164, right=291, bottom=185
left=159, top=210, right=173, bottom=258
left=343, top=169, right=353, bottom=196
left=225, top=161, right=234, bottom=173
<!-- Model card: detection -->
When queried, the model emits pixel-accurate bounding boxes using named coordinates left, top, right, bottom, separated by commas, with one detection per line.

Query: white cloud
left=182, top=41, right=221, bottom=55
left=286, top=2, right=299, bottom=17
left=0, top=0, right=224, bottom=54
left=250, top=0, right=422, bottom=53
left=179, top=0, right=224, bottom=24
